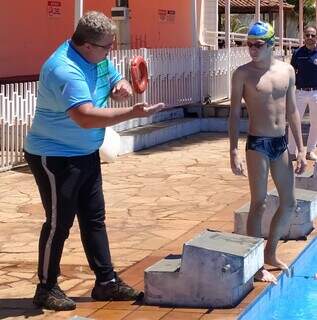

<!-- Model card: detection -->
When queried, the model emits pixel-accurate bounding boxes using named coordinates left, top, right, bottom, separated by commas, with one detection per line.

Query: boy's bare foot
left=265, top=255, right=290, bottom=277
left=254, top=268, right=277, bottom=284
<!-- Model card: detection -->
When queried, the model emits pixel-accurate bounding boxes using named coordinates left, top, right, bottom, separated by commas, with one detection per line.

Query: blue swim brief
left=246, top=135, right=288, bottom=160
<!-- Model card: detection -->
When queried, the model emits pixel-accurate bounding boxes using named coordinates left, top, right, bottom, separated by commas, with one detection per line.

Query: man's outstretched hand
left=132, top=102, right=166, bottom=117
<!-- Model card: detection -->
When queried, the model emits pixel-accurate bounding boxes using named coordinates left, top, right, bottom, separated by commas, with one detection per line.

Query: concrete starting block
left=234, top=188, right=317, bottom=239
left=296, top=167, right=317, bottom=191
left=144, top=230, right=264, bottom=308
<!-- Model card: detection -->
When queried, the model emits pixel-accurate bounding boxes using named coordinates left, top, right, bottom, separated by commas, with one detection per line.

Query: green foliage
left=231, top=16, right=248, bottom=33
left=286, top=0, right=315, bottom=25
left=219, top=15, right=248, bottom=33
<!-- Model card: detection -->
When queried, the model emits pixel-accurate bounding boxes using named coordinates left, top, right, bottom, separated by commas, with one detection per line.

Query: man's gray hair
left=72, top=11, right=117, bottom=45
left=304, top=25, right=317, bottom=33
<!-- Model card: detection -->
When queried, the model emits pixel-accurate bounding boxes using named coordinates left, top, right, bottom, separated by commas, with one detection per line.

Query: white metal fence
left=108, top=47, right=201, bottom=108
left=206, top=31, right=300, bottom=51
left=0, top=82, right=38, bottom=171
left=0, top=46, right=269, bottom=171
left=201, top=47, right=251, bottom=102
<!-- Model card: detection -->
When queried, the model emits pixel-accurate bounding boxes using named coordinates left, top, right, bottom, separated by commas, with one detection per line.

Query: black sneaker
left=91, top=275, right=143, bottom=301
left=33, top=284, right=76, bottom=311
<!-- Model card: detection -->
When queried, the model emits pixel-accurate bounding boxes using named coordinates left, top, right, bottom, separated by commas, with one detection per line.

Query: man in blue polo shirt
left=24, top=11, right=165, bottom=311
left=288, top=26, right=317, bottom=161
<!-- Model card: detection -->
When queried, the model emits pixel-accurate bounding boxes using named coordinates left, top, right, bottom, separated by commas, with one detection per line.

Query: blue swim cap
left=248, top=21, right=275, bottom=46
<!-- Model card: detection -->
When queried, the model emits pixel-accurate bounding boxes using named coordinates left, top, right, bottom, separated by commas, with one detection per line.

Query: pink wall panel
left=129, top=0, right=192, bottom=48
left=1, top=1, right=73, bottom=77
left=0, top=0, right=193, bottom=79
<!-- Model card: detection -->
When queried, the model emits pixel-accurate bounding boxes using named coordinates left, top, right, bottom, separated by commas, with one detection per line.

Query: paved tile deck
left=0, top=132, right=315, bottom=319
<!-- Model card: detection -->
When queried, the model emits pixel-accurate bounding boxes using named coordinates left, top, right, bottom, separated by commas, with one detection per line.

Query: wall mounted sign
left=48, top=1, right=62, bottom=17
left=158, top=9, right=176, bottom=23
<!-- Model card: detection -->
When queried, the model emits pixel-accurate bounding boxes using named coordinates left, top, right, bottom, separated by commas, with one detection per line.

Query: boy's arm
left=229, top=67, right=246, bottom=176
left=286, top=65, right=307, bottom=174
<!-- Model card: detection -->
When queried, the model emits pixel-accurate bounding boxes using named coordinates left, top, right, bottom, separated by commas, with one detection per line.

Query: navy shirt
left=291, top=46, right=317, bottom=89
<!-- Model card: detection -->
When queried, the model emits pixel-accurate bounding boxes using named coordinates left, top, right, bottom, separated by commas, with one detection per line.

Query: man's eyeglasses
left=89, top=42, right=113, bottom=50
left=246, top=41, right=266, bottom=49
left=305, top=34, right=316, bottom=38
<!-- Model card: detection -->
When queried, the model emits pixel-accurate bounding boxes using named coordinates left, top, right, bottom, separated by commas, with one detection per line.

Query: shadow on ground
left=135, top=133, right=232, bottom=156
left=0, top=298, right=44, bottom=319
left=11, top=133, right=235, bottom=174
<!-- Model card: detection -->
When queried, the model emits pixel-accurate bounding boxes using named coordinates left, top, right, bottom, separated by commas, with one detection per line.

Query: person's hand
left=230, top=152, right=247, bottom=176
left=132, top=102, right=166, bottom=117
left=111, top=79, right=132, bottom=101
left=295, top=150, right=307, bottom=175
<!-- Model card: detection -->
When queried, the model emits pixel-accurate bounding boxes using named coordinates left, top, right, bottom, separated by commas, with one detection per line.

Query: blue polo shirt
left=291, top=46, right=317, bottom=89
left=24, top=41, right=122, bottom=156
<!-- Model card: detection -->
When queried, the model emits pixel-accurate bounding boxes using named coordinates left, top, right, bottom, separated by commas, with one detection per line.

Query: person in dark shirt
left=288, top=26, right=317, bottom=161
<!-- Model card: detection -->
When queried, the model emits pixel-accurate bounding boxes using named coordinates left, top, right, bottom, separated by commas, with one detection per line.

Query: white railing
left=0, top=82, right=38, bottom=171
left=0, top=45, right=286, bottom=172
left=208, top=31, right=300, bottom=49
left=201, top=47, right=251, bottom=102
left=108, top=47, right=201, bottom=108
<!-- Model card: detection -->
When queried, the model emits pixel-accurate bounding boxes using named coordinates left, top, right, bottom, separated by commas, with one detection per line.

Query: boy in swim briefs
left=229, top=21, right=307, bottom=283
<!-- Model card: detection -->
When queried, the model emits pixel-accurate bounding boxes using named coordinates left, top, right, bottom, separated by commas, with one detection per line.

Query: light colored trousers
left=288, top=89, right=317, bottom=154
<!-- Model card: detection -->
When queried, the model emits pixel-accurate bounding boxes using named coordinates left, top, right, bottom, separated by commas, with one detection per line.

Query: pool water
left=238, top=238, right=317, bottom=320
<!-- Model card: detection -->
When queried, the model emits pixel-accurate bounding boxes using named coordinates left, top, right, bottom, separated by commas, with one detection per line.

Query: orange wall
left=1, top=1, right=73, bottom=78
left=0, top=0, right=193, bottom=78
left=129, top=0, right=193, bottom=49
left=1, top=1, right=71, bottom=78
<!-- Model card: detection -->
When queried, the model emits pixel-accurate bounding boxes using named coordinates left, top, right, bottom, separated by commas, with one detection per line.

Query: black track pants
left=24, top=150, right=115, bottom=287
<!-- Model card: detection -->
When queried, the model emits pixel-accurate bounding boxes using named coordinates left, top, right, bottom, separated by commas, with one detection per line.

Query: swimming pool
left=238, top=238, right=317, bottom=320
